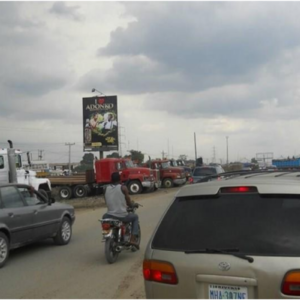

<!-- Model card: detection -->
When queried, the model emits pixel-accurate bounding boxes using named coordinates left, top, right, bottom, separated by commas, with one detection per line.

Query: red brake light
left=143, top=260, right=178, bottom=285
left=220, top=186, right=258, bottom=193
left=102, top=223, right=111, bottom=230
left=282, top=271, right=300, bottom=296
left=189, top=177, right=194, bottom=183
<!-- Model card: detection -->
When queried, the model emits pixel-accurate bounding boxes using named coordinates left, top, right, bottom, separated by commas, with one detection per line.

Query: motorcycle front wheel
left=105, top=238, right=119, bottom=264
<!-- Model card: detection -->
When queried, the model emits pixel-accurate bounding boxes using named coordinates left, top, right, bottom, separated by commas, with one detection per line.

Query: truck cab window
left=116, top=162, right=123, bottom=170
left=15, top=154, right=22, bottom=169
left=0, top=156, right=4, bottom=169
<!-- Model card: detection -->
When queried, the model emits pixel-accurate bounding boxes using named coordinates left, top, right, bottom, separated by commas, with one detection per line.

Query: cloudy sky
left=1, top=1, right=300, bottom=165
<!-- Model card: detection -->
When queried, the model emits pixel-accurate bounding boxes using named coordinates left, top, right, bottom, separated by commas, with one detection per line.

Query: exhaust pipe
left=8, top=140, right=13, bottom=149
left=7, top=140, right=17, bottom=183
left=116, top=246, right=123, bottom=252
left=27, top=152, right=32, bottom=167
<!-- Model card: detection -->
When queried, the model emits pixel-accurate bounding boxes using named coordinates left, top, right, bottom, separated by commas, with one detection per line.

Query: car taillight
left=102, top=223, right=111, bottom=230
left=143, top=260, right=178, bottom=285
left=282, top=271, right=300, bottom=295
left=189, top=177, right=194, bottom=183
left=220, top=186, right=258, bottom=193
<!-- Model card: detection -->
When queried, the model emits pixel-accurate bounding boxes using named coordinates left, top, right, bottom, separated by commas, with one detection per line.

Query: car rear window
left=193, top=168, right=216, bottom=176
left=152, top=193, right=300, bottom=256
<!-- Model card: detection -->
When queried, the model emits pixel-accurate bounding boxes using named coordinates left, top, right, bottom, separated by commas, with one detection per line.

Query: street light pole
left=226, top=136, right=229, bottom=166
left=91, top=88, right=106, bottom=96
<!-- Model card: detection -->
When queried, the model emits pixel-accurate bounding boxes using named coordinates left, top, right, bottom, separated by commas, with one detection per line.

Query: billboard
left=83, top=96, right=118, bottom=152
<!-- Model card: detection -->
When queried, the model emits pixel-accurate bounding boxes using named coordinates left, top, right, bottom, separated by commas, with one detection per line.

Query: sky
left=1, top=1, right=300, bottom=165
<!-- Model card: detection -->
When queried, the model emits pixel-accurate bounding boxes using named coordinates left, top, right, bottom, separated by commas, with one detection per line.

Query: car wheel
left=38, top=189, right=49, bottom=200
left=59, top=186, right=72, bottom=200
left=0, top=232, right=9, bottom=268
left=73, top=185, right=87, bottom=198
left=163, top=178, right=173, bottom=188
left=54, top=217, right=72, bottom=245
left=127, top=181, right=142, bottom=195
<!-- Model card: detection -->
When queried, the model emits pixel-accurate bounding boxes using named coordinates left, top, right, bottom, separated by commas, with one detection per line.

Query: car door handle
left=33, top=210, right=38, bottom=215
left=8, top=213, right=14, bottom=218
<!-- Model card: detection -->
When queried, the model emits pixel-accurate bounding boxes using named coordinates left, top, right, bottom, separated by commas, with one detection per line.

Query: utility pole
left=226, top=136, right=229, bottom=166
left=162, top=150, right=165, bottom=160
left=65, top=143, right=75, bottom=173
left=213, top=146, right=216, bottom=163
left=118, top=122, right=125, bottom=157
left=167, top=139, right=169, bottom=158
left=38, top=150, right=44, bottom=160
left=194, top=132, right=197, bottom=162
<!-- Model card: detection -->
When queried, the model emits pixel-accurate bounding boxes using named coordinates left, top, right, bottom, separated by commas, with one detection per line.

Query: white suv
left=144, top=171, right=300, bottom=298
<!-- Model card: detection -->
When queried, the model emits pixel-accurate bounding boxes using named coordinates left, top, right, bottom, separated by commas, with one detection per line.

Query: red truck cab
left=95, top=158, right=157, bottom=194
left=145, top=159, right=186, bottom=188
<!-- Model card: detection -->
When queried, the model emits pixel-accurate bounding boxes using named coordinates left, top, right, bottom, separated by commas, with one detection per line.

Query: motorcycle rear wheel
left=105, top=238, right=119, bottom=264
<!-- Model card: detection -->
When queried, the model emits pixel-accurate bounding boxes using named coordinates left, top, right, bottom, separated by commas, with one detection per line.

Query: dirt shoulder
left=55, top=186, right=182, bottom=210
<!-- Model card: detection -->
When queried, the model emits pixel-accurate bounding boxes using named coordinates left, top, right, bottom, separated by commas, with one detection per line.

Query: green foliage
left=106, top=152, right=121, bottom=158
left=251, top=157, right=258, bottom=164
left=178, top=154, right=188, bottom=160
left=128, top=149, right=144, bottom=163
left=74, top=153, right=94, bottom=172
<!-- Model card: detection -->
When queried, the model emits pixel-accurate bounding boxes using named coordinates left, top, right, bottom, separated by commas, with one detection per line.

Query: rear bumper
left=174, top=178, right=186, bottom=186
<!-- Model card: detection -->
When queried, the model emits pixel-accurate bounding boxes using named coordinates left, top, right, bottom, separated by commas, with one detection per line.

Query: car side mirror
left=48, top=197, right=55, bottom=205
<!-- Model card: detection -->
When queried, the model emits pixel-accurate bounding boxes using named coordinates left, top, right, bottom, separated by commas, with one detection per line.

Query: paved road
left=0, top=188, right=180, bottom=299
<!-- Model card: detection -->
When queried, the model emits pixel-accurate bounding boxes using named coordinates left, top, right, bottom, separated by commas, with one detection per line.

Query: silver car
left=0, top=183, right=75, bottom=268
left=144, top=172, right=300, bottom=298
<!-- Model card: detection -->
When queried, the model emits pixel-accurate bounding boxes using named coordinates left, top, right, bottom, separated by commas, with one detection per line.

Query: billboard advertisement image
left=82, top=96, right=118, bottom=152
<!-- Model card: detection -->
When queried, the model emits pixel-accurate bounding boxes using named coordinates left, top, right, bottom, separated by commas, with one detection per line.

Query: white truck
left=0, top=141, right=52, bottom=199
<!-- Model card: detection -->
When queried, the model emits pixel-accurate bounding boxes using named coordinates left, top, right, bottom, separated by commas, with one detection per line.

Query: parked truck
left=143, top=159, right=186, bottom=188
left=48, top=158, right=160, bottom=200
left=169, top=159, right=192, bottom=180
left=0, top=141, right=52, bottom=199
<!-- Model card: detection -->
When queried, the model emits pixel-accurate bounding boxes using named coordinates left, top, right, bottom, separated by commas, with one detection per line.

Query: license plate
left=209, top=284, right=248, bottom=299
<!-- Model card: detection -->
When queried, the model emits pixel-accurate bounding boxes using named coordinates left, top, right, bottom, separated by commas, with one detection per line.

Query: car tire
left=163, top=178, right=173, bottom=188
left=54, top=217, right=72, bottom=245
left=59, top=186, right=72, bottom=200
left=0, top=232, right=9, bottom=268
left=73, top=185, right=87, bottom=198
left=127, top=181, right=142, bottom=195
left=38, top=189, right=49, bottom=201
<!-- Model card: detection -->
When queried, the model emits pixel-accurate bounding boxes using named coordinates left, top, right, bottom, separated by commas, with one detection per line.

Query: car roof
left=177, top=172, right=300, bottom=197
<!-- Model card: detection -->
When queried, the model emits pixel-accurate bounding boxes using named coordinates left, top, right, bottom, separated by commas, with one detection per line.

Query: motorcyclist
left=102, top=172, right=140, bottom=249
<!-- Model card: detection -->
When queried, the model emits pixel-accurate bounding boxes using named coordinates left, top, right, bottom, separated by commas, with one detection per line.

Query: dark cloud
left=86, top=2, right=300, bottom=95
left=49, top=2, right=83, bottom=21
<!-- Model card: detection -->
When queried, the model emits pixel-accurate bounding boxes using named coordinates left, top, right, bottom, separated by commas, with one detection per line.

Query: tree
left=251, top=157, right=258, bottom=164
left=128, top=150, right=144, bottom=163
left=74, top=153, right=94, bottom=172
left=178, top=154, right=188, bottom=161
left=106, top=152, right=120, bottom=158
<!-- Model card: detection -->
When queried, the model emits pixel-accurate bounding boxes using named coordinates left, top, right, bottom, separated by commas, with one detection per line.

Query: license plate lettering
left=209, top=285, right=248, bottom=299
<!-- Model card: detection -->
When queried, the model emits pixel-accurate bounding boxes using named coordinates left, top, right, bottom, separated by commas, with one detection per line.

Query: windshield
left=125, top=160, right=134, bottom=168
left=171, top=160, right=178, bottom=166
left=161, top=162, right=170, bottom=169
left=193, top=167, right=216, bottom=176
left=16, top=154, right=22, bottom=168
left=152, top=194, right=300, bottom=256
left=177, top=160, right=184, bottom=166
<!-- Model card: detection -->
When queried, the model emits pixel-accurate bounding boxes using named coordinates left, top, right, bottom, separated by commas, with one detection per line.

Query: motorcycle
left=99, top=203, right=142, bottom=264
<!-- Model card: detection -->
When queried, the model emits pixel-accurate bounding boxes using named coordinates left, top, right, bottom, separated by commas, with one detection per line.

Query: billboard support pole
left=99, top=151, right=104, bottom=159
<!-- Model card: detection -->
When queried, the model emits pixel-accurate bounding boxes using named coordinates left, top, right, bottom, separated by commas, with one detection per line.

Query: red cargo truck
left=49, top=158, right=159, bottom=199
left=143, top=159, right=186, bottom=188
